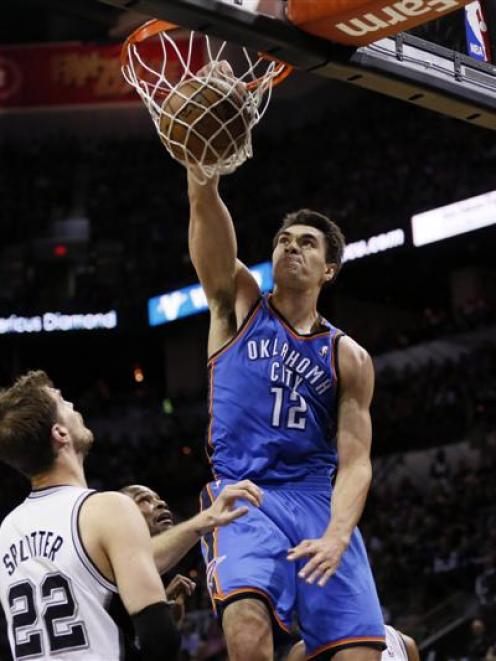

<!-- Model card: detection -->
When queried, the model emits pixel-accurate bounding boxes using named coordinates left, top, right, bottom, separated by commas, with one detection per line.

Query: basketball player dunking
left=187, top=170, right=385, bottom=660
left=0, top=371, right=262, bottom=660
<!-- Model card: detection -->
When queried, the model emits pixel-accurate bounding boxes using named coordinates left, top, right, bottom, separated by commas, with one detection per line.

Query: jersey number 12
left=270, top=387, right=307, bottom=430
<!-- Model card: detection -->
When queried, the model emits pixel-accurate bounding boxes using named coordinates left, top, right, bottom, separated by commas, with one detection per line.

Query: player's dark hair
left=0, top=370, right=57, bottom=478
left=273, top=209, right=346, bottom=280
left=120, top=485, right=142, bottom=499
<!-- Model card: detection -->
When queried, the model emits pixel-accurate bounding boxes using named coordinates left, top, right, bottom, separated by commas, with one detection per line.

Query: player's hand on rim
left=287, top=535, right=348, bottom=587
left=202, top=480, right=263, bottom=532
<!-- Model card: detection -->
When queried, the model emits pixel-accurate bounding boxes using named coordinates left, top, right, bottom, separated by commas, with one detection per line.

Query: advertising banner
left=0, top=38, right=203, bottom=110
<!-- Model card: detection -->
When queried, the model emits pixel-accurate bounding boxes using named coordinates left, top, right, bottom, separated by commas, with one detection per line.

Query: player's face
left=131, top=486, right=174, bottom=536
left=272, top=225, right=332, bottom=290
left=49, top=388, right=94, bottom=457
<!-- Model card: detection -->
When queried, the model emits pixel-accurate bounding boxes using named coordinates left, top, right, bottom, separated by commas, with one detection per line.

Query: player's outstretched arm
left=80, top=492, right=180, bottom=659
left=187, top=170, right=260, bottom=356
left=287, top=336, right=374, bottom=586
left=151, top=480, right=262, bottom=574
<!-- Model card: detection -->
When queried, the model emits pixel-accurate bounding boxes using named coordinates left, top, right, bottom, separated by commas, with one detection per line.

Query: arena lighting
left=411, top=190, right=496, bottom=247
left=148, top=228, right=405, bottom=326
left=53, top=244, right=68, bottom=257
left=134, top=366, right=145, bottom=383
left=342, top=229, right=405, bottom=262
left=0, top=311, right=118, bottom=335
left=148, top=261, right=273, bottom=326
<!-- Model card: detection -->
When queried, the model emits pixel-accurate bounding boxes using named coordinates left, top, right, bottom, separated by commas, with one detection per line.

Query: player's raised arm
left=187, top=171, right=236, bottom=305
left=80, top=492, right=181, bottom=660
left=187, top=170, right=260, bottom=355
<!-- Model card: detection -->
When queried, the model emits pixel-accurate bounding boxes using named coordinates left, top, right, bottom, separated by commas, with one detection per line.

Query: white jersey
left=0, top=485, right=123, bottom=660
left=383, top=625, right=409, bottom=660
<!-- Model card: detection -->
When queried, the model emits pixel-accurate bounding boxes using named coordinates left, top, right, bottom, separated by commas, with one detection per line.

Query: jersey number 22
left=8, top=572, right=88, bottom=659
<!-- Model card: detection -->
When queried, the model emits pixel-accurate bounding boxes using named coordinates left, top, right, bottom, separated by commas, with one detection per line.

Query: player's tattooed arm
left=287, top=336, right=374, bottom=587
left=186, top=171, right=260, bottom=356
left=187, top=171, right=237, bottom=309
left=151, top=480, right=262, bottom=574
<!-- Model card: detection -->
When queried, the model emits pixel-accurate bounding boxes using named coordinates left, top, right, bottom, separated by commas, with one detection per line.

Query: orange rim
left=246, top=53, right=292, bottom=90
left=121, top=18, right=292, bottom=88
left=120, top=19, right=178, bottom=67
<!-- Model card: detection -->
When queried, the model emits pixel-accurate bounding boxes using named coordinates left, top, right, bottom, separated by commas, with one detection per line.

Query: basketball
left=159, top=76, right=252, bottom=165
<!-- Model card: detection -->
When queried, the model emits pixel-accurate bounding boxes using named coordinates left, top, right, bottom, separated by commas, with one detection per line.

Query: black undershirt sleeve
left=131, top=601, right=181, bottom=661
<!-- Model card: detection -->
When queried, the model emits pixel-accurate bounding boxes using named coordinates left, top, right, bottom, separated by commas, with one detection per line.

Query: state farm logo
left=335, top=0, right=462, bottom=37
left=0, top=57, right=22, bottom=102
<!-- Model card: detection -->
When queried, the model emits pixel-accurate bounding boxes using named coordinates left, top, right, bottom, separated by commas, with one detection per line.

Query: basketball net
left=121, top=20, right=291, bottom=183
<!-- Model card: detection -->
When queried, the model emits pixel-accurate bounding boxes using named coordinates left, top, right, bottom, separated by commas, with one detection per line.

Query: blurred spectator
left=430, top=448, right=452, bottom=480
left=194, top=618, right=226, bottom=660
left=465, top=618, right=492, bottom=661
left=486, top=644, right=496, bottom=661
left=476, top=555, right=496, bottom=609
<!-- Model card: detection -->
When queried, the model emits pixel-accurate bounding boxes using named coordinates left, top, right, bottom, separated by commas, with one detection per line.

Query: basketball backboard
left=100, top=0, right=496, bottom=128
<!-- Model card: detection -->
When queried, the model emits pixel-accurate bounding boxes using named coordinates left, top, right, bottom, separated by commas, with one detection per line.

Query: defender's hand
left=287, top=536, right=348, bottom=587
left=200, top=480, right=263, bottom=533
left=164, top=574, right=196, bottom=601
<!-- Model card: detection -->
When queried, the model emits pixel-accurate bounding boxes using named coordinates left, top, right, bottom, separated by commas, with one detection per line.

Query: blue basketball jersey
left=206, top=295, right=343, bottom=484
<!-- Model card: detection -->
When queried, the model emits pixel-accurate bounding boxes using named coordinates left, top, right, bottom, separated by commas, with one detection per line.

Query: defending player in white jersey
left=0, top=370, right=262, bottom=660
left=287, top=626, right=420, bottom=661
left=382, top=626, right=419, bottom=661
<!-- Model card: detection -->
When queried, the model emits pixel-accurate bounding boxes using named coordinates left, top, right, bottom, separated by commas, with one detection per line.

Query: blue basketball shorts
left=200, top=478, right=385, bottom=659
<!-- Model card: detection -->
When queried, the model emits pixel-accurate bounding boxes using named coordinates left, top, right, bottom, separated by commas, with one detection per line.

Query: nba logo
left=206, top=555, right=226, bottom=592
left=320, top=346, right=329, bottom=357
left=465, top=1, right=491, bottom=62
